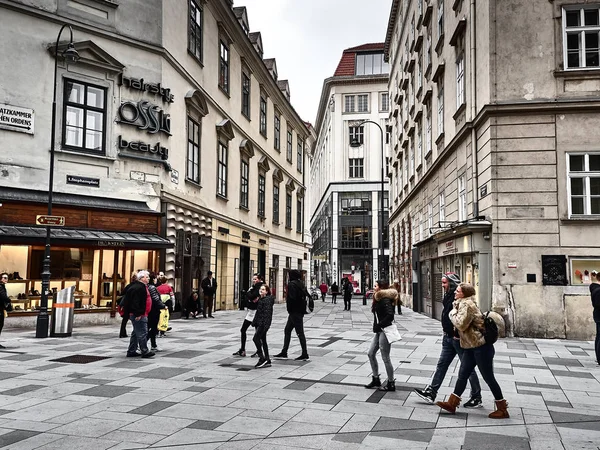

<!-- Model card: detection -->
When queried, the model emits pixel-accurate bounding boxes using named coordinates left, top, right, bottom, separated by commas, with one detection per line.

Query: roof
left=263, top=58, right=276, bottom=70
left=249, top=31, right=261, bottom=44
left=333, top=42, right=385, bottom=77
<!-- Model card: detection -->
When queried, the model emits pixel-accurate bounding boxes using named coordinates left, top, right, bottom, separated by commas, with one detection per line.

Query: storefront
left=0, top=187, right=172, bottom=322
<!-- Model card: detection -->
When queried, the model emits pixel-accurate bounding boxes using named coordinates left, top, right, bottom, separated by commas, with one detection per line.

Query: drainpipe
left=470, top=0, right=479, bottom=219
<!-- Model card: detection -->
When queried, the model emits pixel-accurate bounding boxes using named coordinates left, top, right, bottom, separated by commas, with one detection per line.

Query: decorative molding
left=239, top=139, right=255, bottom=158
left=50, top=40, right=124, bottom=74
left=216, top=119, right=235, bottom=141
left=185, top=89, right=209, bottom=118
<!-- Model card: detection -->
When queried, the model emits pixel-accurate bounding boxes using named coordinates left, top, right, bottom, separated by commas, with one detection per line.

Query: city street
left=0, top=300, right=599, bottom=450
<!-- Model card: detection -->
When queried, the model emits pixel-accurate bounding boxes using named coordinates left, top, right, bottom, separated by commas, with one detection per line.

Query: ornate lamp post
left=36, top=25, right=80, bottom=338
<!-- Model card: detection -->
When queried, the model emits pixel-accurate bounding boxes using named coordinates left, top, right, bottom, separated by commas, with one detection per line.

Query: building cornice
left=384, top=0, right=400, bottom=61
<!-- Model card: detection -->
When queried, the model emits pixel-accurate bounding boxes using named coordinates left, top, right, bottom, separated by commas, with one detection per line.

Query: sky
left=236, top=0, right=393, bottom=124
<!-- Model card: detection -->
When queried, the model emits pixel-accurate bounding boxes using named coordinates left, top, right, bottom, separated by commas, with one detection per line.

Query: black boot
left=379, top=379, right=396, bottom=391
left=365, top=376, right=381, bottom=389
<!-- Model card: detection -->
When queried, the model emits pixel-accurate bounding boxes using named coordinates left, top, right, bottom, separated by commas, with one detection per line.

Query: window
left=398, top=165, right=403, bottom=192
left=187, top=117, right=201, bottom=183
left=63, top=80, right=106, bottom=153
left=217, top=141, right=228, bottom=197
left=418, top=213, right=423, bottom=241
left=426, top=25, right=432, bottom=68
left=259, top=92, right=267, bottom=137
left=409, top=142, right=415, bottom=177
left=297, top=138, right=304, bottom=172
left=439, top=192, right=446, bottom=224
left=426, top=104, right=432, bottom=155
left=286, top=192, right=292, bottom=228
left=349, top=125, right=364, bottom=145
left=357, top=94, right=369, bottom=112
left=296, top=198, right=303, bottom=232
left=349, top=158, right=364, bottom=178
left=286, top=256, right=292, bottom=269
left=355, top=52, right=389, bottom=75
left=272, top=254, right=279, bottom=267
left=456, top=52, right=465, bottom=107
left=240, top=159, right=249, bottom=209
left=274, top=114, right=281, bottom=151
left=286, top=128, right=293, bottom=162
left=340, top=226, right=372, bottom=249
left=241, top=72, right=250, bottom=118
left=417, top=53, right=423, bottom=91
left=438, top=0, right=444, bottom=40
left=219, top=39, right=229, bottom=92
left=188, top=0, right=203, bottom=61
left=344, top=95, right=355, bottom=112
left=563, top=6, right=600, bottom=69
left=258, top=173, right=265, bottom=217
left=394, top=167, right=399, bottom=200
left=380, top=92, right=390, bottom=112
left=437, top=80, right=444, bottom=135
left=458, top=175, right=467, bottom=221
left=416, top=121, right=422, bottom=168
left=428, top=203, right=433, bottom=235
left=568, top=153, right=600, bottom=216
left=273, top=184, right=280, bottom=223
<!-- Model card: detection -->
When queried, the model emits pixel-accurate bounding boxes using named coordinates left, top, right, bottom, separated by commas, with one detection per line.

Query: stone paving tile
left=312, top=393, right=346, bottom=405
left=51, top=417, right=123, bottom=438
left=129, top=400, right=177, bottom=415
left=463, top=431, right=530, bottom=450
left=0, top=384, right=46, bottom=396
left=0, top=429, right=40, bottom=447
left=187, top=420, right=224, bottom=430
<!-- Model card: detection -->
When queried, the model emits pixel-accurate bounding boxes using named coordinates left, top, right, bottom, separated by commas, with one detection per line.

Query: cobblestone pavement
left=0, top=299, right=599, bottom=450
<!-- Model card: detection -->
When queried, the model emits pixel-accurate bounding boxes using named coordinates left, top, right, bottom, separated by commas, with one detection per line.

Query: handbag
left=382, top=322, right=401, bottom=343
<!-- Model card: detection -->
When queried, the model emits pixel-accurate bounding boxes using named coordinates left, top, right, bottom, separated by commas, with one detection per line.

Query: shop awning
left=0, top=225, right=173, bottom=250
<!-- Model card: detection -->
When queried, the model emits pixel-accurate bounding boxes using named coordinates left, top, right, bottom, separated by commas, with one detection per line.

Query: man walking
left=590, top=270, right=600, bottom=365
left=201, top=271, right=218, bottom=318
left=343, top=277, right=353, bottom=311
left=124, top=270, right=155, bottom=358
left=330, top=281, right=339, bottom=304
left=413, top=273, right=481, bottom=407
left=274, top=269, right=310, bottom=361
left=319, top=281, right=328, bottom=302
left=233, top=273, right=263, bottom=357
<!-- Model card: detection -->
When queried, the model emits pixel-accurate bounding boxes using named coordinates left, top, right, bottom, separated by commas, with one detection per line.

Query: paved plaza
left=0, top=300, right=599, bottom=450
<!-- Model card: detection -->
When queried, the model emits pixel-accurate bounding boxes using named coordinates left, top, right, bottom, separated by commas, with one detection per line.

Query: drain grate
left=51, top=355, right=111, bottom=364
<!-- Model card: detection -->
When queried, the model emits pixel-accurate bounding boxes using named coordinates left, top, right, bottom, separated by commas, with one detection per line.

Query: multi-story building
left=385, top=0, right=600, bottom=340
left=310, top=43, right=390, bottom=293
left=0, top=0, right=309, bottom=326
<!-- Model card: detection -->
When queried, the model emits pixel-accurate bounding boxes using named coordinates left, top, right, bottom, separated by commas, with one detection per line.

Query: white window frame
left=458, top=175, right=467, bottom=221
left=456, top=52, right=465, bottom=108
left=426, top=104, right=432, bottom=155
left=437, top=80, right=444, bottom=136
left=394, top=167, right=399, bottom=200
left=344, top=95, right=355, bottom=112
left=409, top=142, right=415, bottom=177
left=349, top=125, right=364, bottom=145
left=562, top=6, right=600, bottom=70
left=439, top=192, right=445, bottom=224
left=357, top=94, right=369, bottom=112
left=416, top=120, right=422, bottom=168
left=567, top=152, right=600, bottom=216
left=380, top=92, right=390, bottom=112
left=438, top=0, right=444, bottom=40
left=349, top=158, right=364, bottom=178
left=428, top=203, right=433, bottom=236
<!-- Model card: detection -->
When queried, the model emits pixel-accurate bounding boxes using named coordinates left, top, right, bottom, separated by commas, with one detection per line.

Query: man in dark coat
left=124, top=270, right=155, bottom=358
left=0, top=272, right=11, bottom=349
left=274, top=269, right=310, bottom=361
left=414, top=273, right=481, bottom=407
left=201, top=271, right=217, bottom=318
left=343, top=277, right=354, bottom=311
left=590, top=270, right=600, bottom=365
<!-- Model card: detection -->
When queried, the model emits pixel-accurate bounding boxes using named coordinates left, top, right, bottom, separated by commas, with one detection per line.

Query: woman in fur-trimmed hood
left=365, top=280, right=398, bottom=392
left=436, top=283, right=510, bottom=420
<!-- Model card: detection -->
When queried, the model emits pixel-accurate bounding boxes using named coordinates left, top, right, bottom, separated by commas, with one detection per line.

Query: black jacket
left=372, top=288, right=397, bottom=333
left=253, top=295, right=274, bottom=329
left=147, top=284, right=166, bottom=323
left=590, top=283, right=600, bottom=323
left=201, top=277, right=217, bottom=297
left=286, top=279, right=310, bottom=315
left=0, top=284, right=9, bottom=312
left=343, top=282, right=353, bottom=299
left=246, top=281, right=264, bottom=311
left=331, top=283, right=339, bottom=294
left=441, top=288, right=457, bottom=336
left=124, top=281, right=149, bottom=317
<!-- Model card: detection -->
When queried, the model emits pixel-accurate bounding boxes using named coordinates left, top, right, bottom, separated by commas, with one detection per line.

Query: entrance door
left=258, top=250, right=266, bottom=279
left=239, top=246, right=250, bottom=308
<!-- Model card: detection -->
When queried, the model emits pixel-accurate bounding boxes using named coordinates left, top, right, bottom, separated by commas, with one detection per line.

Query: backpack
left=481, top=311, right=498, bottom=345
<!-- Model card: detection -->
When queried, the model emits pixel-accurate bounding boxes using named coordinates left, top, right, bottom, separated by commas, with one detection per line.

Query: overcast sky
left=237, top=0, right=392, bottom=124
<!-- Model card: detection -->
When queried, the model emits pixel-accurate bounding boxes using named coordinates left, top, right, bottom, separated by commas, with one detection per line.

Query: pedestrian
left=414, top=273, right=482, bottom=407
left=123, top=270, right=155, bottom=358
left=274, top=269, right=310, bottom=361
left=147, top=282, right=166, bottom=352
left=590, top=270, right=600, bottom=365
left=252, top=284, right=274, bottom=368
left=393, top=280, right=403, bottom=315
left=330, top=281, right=339, bottom=304
left=319, top=281, right=328, bottom=302
left=184, top=290, right=200, bottom=319
left=365, top=280, right=397, bottom=391
left=118, top=272, right=137, bottom=338
left=343, top=277, right=353, bottom=311
left=156, top=274, right=174, bottom=335
left=201, top=271, right=217, bottom=318
left=0, top=272, right=12, bottom=349
left=436, top=282, right=509, bottom=419
left=233, top=273, right=263, bottom=357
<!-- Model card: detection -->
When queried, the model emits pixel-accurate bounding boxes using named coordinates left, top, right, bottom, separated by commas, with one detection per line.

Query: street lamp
left=36, top=25, right=80, bottom=338
left=350, top=119, right=387, bottom=283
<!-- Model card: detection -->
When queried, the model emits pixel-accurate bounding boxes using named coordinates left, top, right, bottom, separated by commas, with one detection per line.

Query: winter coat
left=253, top=295, right=274, bottom=329
left=330, top=283, right=339, bottom=294
left=319, top=283, right=328, bottom=294
left=590, top=283, right=600, bottom=323
left=286, top=279, right=310, bottom=315
left=343, top=282, right=353, bottom=299
left=449, top=296, right=486, bottom=349
left=0, top=284, right=9, bottom=312
left=125, top=281, right=151, bottom=317
left=372, top=288, right=397, bottom=333
left=246, top=281, right=264, bottom=311
left=201, top=277, right=217, bottom=297
left=441, top=287, right=458, bottom=336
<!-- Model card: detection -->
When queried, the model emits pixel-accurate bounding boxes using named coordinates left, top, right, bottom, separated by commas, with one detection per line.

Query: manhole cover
left=51, top=355, right=111, bottom=364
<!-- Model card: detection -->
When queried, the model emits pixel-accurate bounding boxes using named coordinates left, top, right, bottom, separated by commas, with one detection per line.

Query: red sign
left=36, top=215, right=65, bottom=226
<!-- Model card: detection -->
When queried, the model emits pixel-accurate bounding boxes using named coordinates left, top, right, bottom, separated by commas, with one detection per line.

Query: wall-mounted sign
left=117, top=100, right=171, bottom=136
left=36, top=215, right=65, bottom=226
left=507, top=262, right=517, bottom=269
left=119, top=75, right=174, bottom=104
left=118, top=135, right=169, bottom=160
left=66, top=175, right=100, bottom=188
left=0, top=104, right=35, bottom=135
left=480, top=184, right=488, bottom=198
left=170, top=169, right=179, bottom=184
left=98, top=240, right=125, bottom=247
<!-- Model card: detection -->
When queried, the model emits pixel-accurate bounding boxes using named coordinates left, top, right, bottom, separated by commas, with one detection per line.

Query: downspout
left=470, top=0, right=479, bottom=219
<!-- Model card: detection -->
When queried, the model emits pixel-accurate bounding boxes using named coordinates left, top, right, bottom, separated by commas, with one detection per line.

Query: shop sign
left=0, top=103, right=35, bottom=135
left=170, top=169, right=179, bottom=184
left=66, top=175, right=100, bottom=188
left=117, top=100, right=171, bottom=136
left=442, top=240, right=457, bottom=256
left=118, top=135, right=169, bottom=161
left=36, top=215, right=65, bottom=226
left=119, top=75, right=174, bottom=104
left=98, top=240, right=125, bottom=247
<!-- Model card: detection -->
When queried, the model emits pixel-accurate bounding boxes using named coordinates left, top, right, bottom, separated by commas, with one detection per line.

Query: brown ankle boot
left=488, top=399, right=510, bottom=419
left=436, top=393, right=461, bottom=414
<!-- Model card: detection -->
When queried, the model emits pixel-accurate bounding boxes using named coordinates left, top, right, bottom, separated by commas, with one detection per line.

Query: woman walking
left=252, top=284, right=274, bottom=368
left=436, top=283, right=509, bottom=419
left=365, top=280, right=397, bottom=392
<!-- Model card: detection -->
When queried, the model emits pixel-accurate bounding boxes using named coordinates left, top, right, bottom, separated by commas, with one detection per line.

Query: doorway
left=239, top=246, right=250, bottom=308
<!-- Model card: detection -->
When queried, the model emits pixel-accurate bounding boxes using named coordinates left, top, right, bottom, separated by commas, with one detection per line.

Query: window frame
left=273, top=184, right=280, bottom=224
left=380, top=92, right=390, bottom=112
left=349, top=158, right=365, bottom=178
left=296, top=197, right=303, bottom=233
left=274, top=113, right=281, bottom=151
left=259, top=91, right=267, bottom=137
left=344, top=95, right=355, bottom=113
left=357, top=94, right=369, bottom=112
left=240, top=158, right=249, bottom=209
left=349, top=125, right=364, bottom=145
left=458, top=175, right=467, bottom=221
left=186, top=116, right=201, bottom=184
left=456, top=51, right=465, bottom=108
left=218, top=38, right=230, bottom=93
left=439, top=192, right=446, bottom=224
left=258, top=173, right=266, bottom=217
left=286, top=128, right=293, bottom=163
left=188, top=0, right=203, bottom=63
left=297, top=138, right=304, bottom=173
left=562, top=6, right=600, bottom=70
left=437, top=79, right=444, bottom=136
left=241, top=71, right=251, bottom=118
left=567, top=152, right=600, bottom=216
left=217, top=140, right=228, bottom=198
left=285, top=192, right=293, bottom=229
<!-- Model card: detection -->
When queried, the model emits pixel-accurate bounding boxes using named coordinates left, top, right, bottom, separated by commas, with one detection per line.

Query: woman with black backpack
left=436, top=282, right=509, bottom=419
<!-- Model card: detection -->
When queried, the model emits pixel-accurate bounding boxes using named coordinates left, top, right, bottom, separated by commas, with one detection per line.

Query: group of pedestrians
left=183, top=270, right=218, bottom=319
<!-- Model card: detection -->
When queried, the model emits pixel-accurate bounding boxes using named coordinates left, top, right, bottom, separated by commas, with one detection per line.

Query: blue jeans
left=454, top=343, right=504, bottom=400
left=368, top=332, right=394, bottom=381
left=430, top=335, right=481, bottom=398
left=128, top=315, right=149, bottom=355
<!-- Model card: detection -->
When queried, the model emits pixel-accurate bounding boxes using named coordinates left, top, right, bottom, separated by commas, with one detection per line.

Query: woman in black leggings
left=252, top=284, right=274, bottom=368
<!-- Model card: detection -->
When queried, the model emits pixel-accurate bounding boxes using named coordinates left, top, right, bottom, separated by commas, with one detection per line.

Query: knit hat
left=443, top=273, right=461, bottom=289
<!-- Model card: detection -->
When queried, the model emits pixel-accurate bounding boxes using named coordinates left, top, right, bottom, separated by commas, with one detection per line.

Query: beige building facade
left=385, top=0, right=600, bottom=339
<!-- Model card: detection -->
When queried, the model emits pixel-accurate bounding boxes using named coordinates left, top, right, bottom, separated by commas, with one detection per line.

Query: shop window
left=570, top=257, right=600, bottom=285
left=63, top=80, right=106, bottom=154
